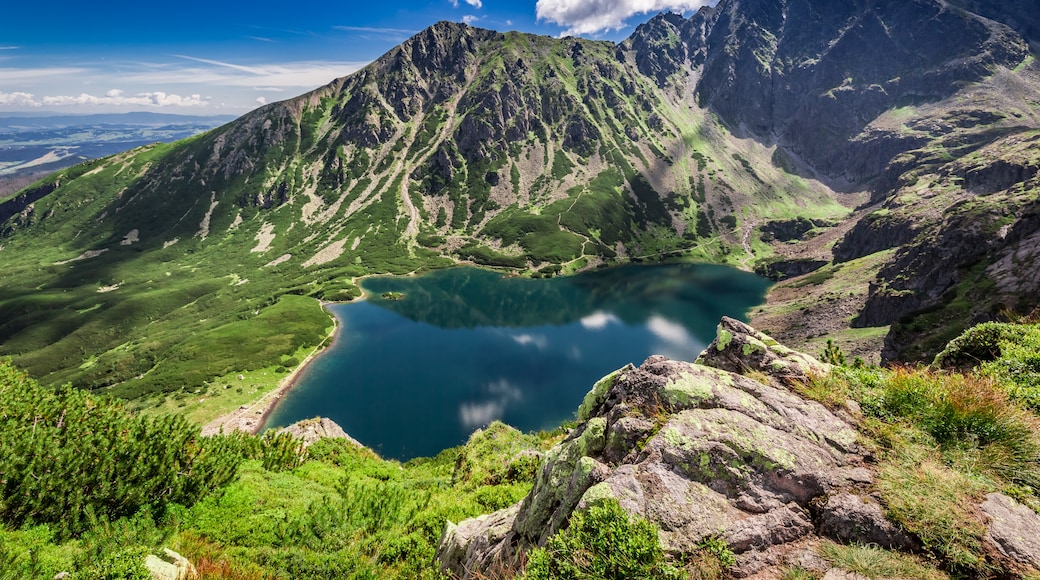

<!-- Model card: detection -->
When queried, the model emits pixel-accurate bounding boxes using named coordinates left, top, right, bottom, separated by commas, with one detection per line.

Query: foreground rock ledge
left=437, top=317, right=906, bottom=578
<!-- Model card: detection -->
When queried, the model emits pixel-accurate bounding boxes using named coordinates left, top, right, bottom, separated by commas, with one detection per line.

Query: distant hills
left=0, top=0, right=1038, bottom=397
left=0, top=112, right=237, bottom=194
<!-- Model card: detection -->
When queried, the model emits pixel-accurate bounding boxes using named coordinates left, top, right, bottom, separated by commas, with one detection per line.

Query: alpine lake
left=264, top=264, right=770, bottom=460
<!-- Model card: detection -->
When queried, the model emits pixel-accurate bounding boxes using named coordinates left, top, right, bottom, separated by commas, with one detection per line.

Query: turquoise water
left=264, top=264, right=769, bottom=460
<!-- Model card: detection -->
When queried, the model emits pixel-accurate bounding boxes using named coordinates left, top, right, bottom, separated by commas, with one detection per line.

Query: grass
left=811, top=362, right=1040, bottom=490
left=818, top=541, right=949, bottom=580
left=875, top=446, right=992, bottom=575
left=0, top=390, right=551, bottom=579
left=792, top=330, right=1040, bottom=577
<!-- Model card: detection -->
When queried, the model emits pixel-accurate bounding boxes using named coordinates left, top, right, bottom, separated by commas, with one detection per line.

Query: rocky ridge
left=436, top=317, right=1040, bottom=578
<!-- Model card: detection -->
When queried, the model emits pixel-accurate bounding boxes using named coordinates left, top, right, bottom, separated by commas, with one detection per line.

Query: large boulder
left=981, top=493, right=1040, bottom=573
left=696, top=316, right=831, bottom=388
left=437, top=320, right=900, bottom=578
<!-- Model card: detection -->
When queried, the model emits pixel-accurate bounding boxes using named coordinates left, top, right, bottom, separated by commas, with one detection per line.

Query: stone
left=278, top=417, right=364, bottom=448
left=981, top=492, right=1040, bottom=571
left=697, top=317, right=831, bottom=388
left=821, top=570, right=870, bottom=580
left=436, top=504, right=520, bottom=580
left=818, top=493, right=916, bottom=551
left=143, top=548, right=197, bottom=580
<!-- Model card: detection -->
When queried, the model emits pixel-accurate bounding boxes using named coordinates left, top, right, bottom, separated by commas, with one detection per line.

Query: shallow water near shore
left=264, top=264, right=770, bottom=460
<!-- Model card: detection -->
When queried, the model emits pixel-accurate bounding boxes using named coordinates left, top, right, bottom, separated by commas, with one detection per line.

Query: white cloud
left=580, top=311, right=620, bottom=330
left=0, top=58, right=366, bottom=113
left=647, top=315, right=690, bottom=344
left=0, top=46, right=19, bottom=50
left=1, top=90, right=211, bottom=108
left=451, top=0, right=483, bottom=7
left=486, top=378, right=523, bottom=400
left=333, top=25, right=415, bottom=35
left=0, top=91, right=39, bottom=107
left=646, top=314, right=705, bottom=360
left=536, top=0, right=710, bottom=36
left=462, top=15, right=480, bottom=24
left=0, top=67, right=89, bottom=82
left=256, top=96, right=268, bottom=105
left=130, top=58, right=367, bottom=90
left=332, top=25, right=416, bottom=42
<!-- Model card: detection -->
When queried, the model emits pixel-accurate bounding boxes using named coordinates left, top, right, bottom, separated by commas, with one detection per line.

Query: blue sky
left=0, top=0, right=712, bottom=115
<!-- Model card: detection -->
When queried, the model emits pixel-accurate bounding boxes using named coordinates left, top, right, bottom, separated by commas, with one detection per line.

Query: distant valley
left=0, top=112, right=236, bottom=197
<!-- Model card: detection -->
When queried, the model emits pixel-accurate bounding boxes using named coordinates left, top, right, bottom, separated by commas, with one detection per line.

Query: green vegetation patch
left=522, top=499, right=684, bottom=580
left=0, top=361, right=243, bottom=539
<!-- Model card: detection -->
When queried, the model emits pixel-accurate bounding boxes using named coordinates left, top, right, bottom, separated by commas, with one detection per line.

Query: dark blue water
left=264, top=264, right=769, bottom=460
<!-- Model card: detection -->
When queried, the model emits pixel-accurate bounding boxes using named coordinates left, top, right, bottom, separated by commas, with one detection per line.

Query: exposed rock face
left=817, top=493, right=915, bottom=552
left=981, top=493, right=1040, bottom=572
left=623, top=0, right=1028, bottom=180
left=437, top=320, right=901, bottom=579
left=696, top=316, right=831, bottom=388
left=850, top=131, right=1040, bottom=360
left=278, top=417, right=364, bottom=448
left=755, top=258, right=828, bottom=282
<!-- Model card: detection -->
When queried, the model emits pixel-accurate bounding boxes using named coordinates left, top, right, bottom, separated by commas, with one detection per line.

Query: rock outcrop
left=981, top=493, right=1040, bottom=573
left=436, top=320, right=911, bottom=578
left=278, top=417, right=364, bottom=448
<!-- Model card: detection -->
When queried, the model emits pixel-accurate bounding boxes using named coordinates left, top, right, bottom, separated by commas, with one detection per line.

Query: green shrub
left=452, top=421, right=542, bottom=489
left=933, top=322, right=1031, bottom=369
left=976, top=326, right=1040, bottom=411
left=78, top=547, right=151, bottom=580
left=522, top=499, right=683, bottom=580
left=233, top=430, right=307, bottom=473
left=0, top=361, right=243, bottom=538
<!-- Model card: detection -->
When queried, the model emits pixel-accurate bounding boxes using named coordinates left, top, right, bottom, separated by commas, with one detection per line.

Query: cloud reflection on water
left=647, top=314, right=705, bottom=361
left=512, top=333, right=549, bottom=349
left=459, top=378, right=523, bottom=429
left=580, top=311, right=620, bottom=330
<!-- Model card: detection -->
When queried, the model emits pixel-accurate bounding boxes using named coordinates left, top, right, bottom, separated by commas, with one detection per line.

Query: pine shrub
left=0, top=361, right=243, bottom=538
left=523, top=499, right=684, bottom=580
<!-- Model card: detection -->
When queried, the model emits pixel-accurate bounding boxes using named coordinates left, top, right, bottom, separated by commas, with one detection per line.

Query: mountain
left=1, top=0, right=1038, bottom=398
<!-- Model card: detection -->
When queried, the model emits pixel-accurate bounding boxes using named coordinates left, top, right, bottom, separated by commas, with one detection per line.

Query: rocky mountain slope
left=0, top=0, right=1038, bottom=394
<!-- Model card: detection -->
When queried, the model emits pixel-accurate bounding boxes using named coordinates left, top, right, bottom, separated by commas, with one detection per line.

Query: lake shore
left=198, top=272, right=431, bottom=436
left=200, top=299, right=345, bottom=436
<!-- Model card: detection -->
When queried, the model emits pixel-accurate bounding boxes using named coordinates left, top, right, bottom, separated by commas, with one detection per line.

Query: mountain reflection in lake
left=264, top=264, right=770, bottom=460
